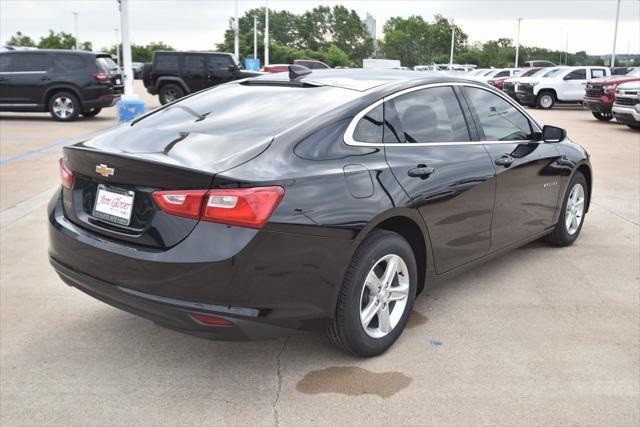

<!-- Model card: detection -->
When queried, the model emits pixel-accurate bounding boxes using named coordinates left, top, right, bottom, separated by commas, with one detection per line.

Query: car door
left=182, top=54, right=208, bottom=92
left=561, top=68, right=587, bottom=101
left=460, top=86, right=563, bottom=250
left=382, top=85, right=496, bottom=273
left=207, top=55, right=235, bottom=87
left=3, top=52, right=53, bottom=107
left=0, top=53, right=15, bottom=105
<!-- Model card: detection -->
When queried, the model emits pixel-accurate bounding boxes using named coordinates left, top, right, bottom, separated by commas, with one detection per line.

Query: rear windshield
left=133, top=83, right=360, bottom=137
left=96, top=57, right=118, bottom=72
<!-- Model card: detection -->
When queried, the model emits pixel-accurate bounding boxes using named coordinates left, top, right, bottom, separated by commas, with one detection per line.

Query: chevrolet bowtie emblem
left=95, top=164, right=115, bottom=177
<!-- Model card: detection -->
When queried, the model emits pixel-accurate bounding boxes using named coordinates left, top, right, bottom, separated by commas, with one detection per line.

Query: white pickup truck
left=612, top=81, right=640, bottom=130
left=515, top=66, right=610, bottom=109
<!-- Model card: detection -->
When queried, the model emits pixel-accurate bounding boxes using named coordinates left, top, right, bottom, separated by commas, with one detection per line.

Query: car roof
left=244, top=68, right=476, bottom=92
left=0, top=49, right=107, bottom=56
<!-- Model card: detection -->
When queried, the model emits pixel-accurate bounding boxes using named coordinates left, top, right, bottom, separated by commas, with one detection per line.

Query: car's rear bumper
left=612, top=105, right=640, bottom=123
left=48, top=191, right=354, bottom=339
left=50, top=256, right=296, bottom=340
left=82, top=94, right=120, bottom=110
left=582, top=97, right=613, bottom=114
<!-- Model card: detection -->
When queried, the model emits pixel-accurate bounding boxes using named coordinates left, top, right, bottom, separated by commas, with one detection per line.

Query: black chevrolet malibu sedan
left=49, top=68, right=592, bottom=357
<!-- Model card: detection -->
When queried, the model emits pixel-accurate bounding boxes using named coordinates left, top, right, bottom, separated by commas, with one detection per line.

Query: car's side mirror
left=542, top=125, right=566, bottom=142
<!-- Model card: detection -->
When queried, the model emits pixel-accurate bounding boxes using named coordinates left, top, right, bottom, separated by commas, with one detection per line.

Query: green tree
left=103, top=41, right=174, bottom=62
left=323, top=44, right=350, bottom=67
left=37, top=30, right=76, bottom=49
left=7, top=31, right=36, bottom=47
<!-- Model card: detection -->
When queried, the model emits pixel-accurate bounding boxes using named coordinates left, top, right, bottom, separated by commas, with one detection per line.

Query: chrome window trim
left=343, top=82, right=543, bottom=147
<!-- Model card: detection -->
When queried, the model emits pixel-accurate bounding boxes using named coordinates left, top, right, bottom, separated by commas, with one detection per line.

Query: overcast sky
left=1, top=0, right=638, bottom=56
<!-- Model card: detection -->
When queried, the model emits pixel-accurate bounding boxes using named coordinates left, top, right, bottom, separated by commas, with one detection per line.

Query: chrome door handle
left=408, top=165, right=435, bottom=178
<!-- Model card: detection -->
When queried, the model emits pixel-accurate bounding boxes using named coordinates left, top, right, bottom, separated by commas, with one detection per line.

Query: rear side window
left=54, top=54, right=86, bottom=70
left=463, top=87, right=532, bottom=141
left=184, top=54, right=205, bottom=71
left=353, top=104, right=383, bottom=143
left=387, top=86, right=470, bottom=143
left=13, top=53, right=50, bottom=72
left=155, top=53, right=179, bottom=70
left=565, top=69, right=586, bottom=80
left=0, top=54, right=13, bottom=72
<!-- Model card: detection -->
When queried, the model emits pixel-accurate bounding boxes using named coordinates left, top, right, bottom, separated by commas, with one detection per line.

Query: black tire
left=81, top=107, right=102, bottom=118
left=592, top=111, right=613, bottom=121
left=325, top=230, right=417, bottom=357
left=536, top=91, right=556, bottom=109
left=49, top=91, right=80, bottom=122
left=158, top=83, right=184, bottom=105
left=626, top=123, right=640, bottom=130
left=546, top=172, right=588, bottom=247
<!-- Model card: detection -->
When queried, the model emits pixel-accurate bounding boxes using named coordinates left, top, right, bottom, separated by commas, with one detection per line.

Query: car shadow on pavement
left=0, top=114, right=114, bottom=123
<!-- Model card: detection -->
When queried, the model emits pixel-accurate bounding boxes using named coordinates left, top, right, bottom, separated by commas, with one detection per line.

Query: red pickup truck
left=583, top=68, right=640, bottom=121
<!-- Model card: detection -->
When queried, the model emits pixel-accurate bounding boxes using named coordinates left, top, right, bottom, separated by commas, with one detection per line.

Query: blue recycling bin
left=117, top=97, right=146, bottom=123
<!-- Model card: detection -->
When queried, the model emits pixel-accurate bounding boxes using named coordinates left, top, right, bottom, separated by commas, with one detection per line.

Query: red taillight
left=59, top=158, right=74, bottom=189
left=91, top=72, right=109, bottom=81
left=202, top=187, right=284, bottom=229
left=152, top=190, right=208, bottom=220
left=190, top=313, right=231, bottom=326
left=152, top=186, right=284, bottom=229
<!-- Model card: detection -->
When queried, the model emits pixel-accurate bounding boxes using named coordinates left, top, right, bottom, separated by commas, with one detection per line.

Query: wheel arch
left=44, top=85, right=82, bottom=109
left=576, top=162, right=592, bottom=213
left=156, top=77, right=190, bottom=94
left=354, top=209, right=433, bottom=295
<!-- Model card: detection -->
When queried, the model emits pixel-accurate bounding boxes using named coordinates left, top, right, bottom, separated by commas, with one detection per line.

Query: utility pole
left=253, top=16, right=258, bottom=59
left=611, top=0, right=621, bottom=67
left=72, top=12, right=79, bottom=50
left=119, top=0, right=134, bottom=97
left=264, top=1, right=269, bottom=66
left=233, top=0, right=239, bottom=62
left=565, top=32, right=569, bottom=65
left=449, top=19, right=455, bottom=66
left=515, top=18, right=522, bottom=67
left=114, top=28, right=120, bottom=67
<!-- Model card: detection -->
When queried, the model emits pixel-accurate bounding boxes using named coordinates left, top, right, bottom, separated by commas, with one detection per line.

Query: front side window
left=0, top=54, right=14, bottom=72
left=463, top=87, right=532, bottom=141
left=388, top=86, right=470, bottom=143
left=591, top=69, right=605, bottom=79
left=13, top=53, right=50, bottom=72
left=565, top=69, right=586, bottom=80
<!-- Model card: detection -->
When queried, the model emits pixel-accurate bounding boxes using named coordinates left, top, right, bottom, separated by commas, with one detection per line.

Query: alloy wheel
left=539, top=95, right=553, bottom=109
left=565, top=183, right=585, bottom=235
left=359, top=254, right=410, bottom=339
left=53, top=97, right=74, bottom=119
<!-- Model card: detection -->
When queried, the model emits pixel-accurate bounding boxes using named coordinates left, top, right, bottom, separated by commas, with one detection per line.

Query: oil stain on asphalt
left=296, top=367, right=412, bottom=398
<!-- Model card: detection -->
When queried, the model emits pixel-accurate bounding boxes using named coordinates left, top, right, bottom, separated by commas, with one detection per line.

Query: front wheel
left=546, top=172, right=588, bottom=246
left=536, top=91, right=556, bottom=110
left=326, top=230, right=417, bottom=357
left=592, top=111, right=613, bottom=121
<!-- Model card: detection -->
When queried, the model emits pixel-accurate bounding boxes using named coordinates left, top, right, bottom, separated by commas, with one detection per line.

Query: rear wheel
left=159, top=84, right=184, bottom=105
left=49, top=92, right=80, bottom=122
left=592, top=111, right=613, bottom=121
left=536, top=91, right=556, bottom=110
left=326, top=230, right=417, bottom=357
left=546, top=172, right=587, bottom=246
left=81, top=107, right=102, bottom=118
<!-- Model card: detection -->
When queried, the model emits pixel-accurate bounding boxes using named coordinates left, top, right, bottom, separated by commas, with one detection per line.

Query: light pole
left=611, top=0, right=621, bottom=67
left=119, top=0, right=134, bottom=97
left=253, top=16, right=258, bottom=59
left=565, top=31, right=569, bottom=65
left=449, top=19, right=455, bottom=66
left=515, top=18, right=522, bottom=67
left=114, top=28, right=120, bottom=67
left=264, top=1, right=270, bottom=66
left=233, top=0, right=239, bottom=62
left=72, top=12, right=79, bottom=50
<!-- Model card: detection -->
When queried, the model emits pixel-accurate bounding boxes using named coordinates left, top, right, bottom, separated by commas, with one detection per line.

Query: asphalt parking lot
left=1, top=84, right=639, bottom=426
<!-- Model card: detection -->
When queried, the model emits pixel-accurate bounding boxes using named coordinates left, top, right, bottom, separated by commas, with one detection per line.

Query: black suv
left=0, top=50, right=123, bottom=121
left=143, top=51, right=261, bottom=104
